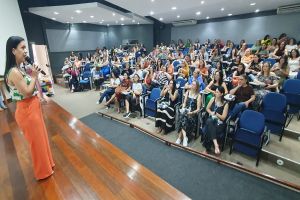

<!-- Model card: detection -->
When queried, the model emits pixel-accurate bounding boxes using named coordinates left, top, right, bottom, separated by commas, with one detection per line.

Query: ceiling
left=28, top=0, right=300, bottom=25
left=107, top=0, right=300, bottom=22
left=29, top=2, right=153, bottom=26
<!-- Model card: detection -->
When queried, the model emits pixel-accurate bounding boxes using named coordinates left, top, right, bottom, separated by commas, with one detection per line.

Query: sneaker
left=96, top=101, right=100, bottom=104
left=175, top=138, right=181, bottom=144
left=183, top=137, right=188, bottom=147
left=123, top=112, right=131, bottom=118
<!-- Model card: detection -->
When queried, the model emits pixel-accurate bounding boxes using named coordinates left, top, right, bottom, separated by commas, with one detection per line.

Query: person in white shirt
left=288, top=49, right=300, bottom=78
left=123, top=74, right=143, bottom=118
left=285, top=38, right=297, bottom=55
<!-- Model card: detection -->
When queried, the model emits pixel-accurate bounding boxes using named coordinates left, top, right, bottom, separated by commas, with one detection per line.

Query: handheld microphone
left=25, top=56, right=46, bottom=75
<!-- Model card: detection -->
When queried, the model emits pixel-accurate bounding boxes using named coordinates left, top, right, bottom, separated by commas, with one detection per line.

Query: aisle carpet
left=80, top=113, right=300, bottom=200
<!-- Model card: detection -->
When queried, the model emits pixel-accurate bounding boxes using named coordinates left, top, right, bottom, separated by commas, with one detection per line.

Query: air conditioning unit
left=172, top=19, right=197, bottom=27
left=277, top=4, right=300, bottom=14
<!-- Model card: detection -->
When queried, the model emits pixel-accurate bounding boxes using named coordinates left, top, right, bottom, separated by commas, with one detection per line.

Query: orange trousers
left=15, top=96, right=54, bottom=180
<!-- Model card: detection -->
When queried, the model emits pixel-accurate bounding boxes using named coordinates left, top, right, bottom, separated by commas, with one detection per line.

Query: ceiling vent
left=277, top=4, right=300, bottom=14
left=172, top=19, right=197, bottom=27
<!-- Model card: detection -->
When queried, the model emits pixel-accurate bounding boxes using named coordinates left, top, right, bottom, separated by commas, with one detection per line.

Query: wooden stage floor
left=0, top=100, right=189, bottom=200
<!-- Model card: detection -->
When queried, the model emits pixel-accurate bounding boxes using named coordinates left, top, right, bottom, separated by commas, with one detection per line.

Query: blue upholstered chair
left=230, top=110, right=266, bottom=166
left=143, top=87, right=161, bottom=118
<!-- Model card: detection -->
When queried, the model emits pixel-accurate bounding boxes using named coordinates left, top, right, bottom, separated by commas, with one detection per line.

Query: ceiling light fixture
left=177, top=15, right=180, bottom=18
left=151, top=0, right=155, bottom=2
left=120, top=17, right=124, bottom=21
left=159, top=17, right=163, bottom=21
left=107, top=24, right=110, bottom=26
left=112, top=13, right=115, bottom=16
left=228, top=13, right=232, bottom=16
left=255, top=9, right=260, bottom=13
left=75, top=10, right=82, bottom=14
left=172, top=7, right=177, bottom=10
left=196, top=11, right=201, bottom=15
left=90, top=15, right=94, bottom=18
left=250, top=3, right=256, bottom=6
left=71, top=16, right=74, bottom=19
left=221, top=8, right=225, bottom=11
left=99, top=22, right=103, bottom=24
left=132, top=20, right=135, bottom=22
left=150, top=11, right=154, bottom=15
left=54, top=12, right=59, bottom=15
left=121, top=24, right=124, bottom=26
left=67, top=21, right=70, bottom=23
left=52, top=18, right=56, bottom=20
left=138, top=22, right=140, bottom=24
left=201, top=1, right=205, bottom=4
left=83, top=21, right=87, bottom=23
left=206, top=16, right=210, bottom=19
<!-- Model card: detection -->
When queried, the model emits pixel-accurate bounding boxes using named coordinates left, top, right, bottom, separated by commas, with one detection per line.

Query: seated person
left=155, top=80, right=179, bottom=134
left=202, top=86, right=229, bottom=155
left=176, top=81, right=201, bottom=147
left=288, top=49, right=300, bottom=78
left=97, top=70, right=120, bottom=104
left=229, top=74, right=255, bottom=119
left=178, top=60, right=190, bottom=78
left=68, top=66, right=79, bottom=93
left=130, top=64, right=144, bottom=80
left=121, top=62, right=133, bottom=76
left=246, top=54, right=262, bottom=81
left=241, top=48, right=254, bottom=68
left=166, top=59, right=174, bottom=76
left=105, top=72, right=131, bottom=112
left=256, top=43, right=269, bottom=59
left=271, top=55, right=289, bottom=88
left=198, top=59, right=209, bottom=83
left=157, top=66, right=172, bottom=88
left=91, top=66, right=104, bottom=91
left=210, top=48, right=223, bottom=68
left=211, top=61, right=227, bottom=79
left=252, top=62, right=279, bottom=108
left=123, top=74, right=143, bottom=118
left=232, top=63, right=246, bottom=87
left=185, top=69, right=204, bottom=91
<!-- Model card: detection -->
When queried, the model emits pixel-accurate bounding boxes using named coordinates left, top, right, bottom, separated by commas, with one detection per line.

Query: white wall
left=171, top=12, right=300, bottom=44
left=0, top=0, right=27, bottom=75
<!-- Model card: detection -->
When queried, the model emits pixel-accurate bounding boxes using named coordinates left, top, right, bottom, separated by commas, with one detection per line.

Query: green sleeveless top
left=6, top=68, right=37, bottom=101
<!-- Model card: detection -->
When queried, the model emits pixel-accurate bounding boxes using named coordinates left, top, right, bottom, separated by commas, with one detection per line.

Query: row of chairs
left=142, top=79, right=300, bottom=166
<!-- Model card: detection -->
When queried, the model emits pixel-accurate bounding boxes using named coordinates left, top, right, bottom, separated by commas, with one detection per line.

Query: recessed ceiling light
left=71, top=16, right=74, bottom=19
left=150, top=11, right=154, bottom=15
left=54, top=12, right=59, bottom=15
left=250, top=3, right=256, bottom=6
left=138, top=22, right=140, bottom=24
left=75, top=10, right=82, bottom=14
left=132, top=20, right=135, bottom=22
left=121, top=24, right=124, bottom=26
left=102, top=19, right=104, bottom=21
left=83, top=21, right=86, bottom=23
left=196, top=11, right=201, bottom=15
left=206, top=16, right=210, bottom=19
left=120, top=17, right=124, bottom=21
left=90, top=15, right=94, bottom=18
left=177, top=15, right=180, bottom=18
left=99, top=22, right=103, bottom=24
left=107, top=24, right=110, bottom=26
left=67, top=21, right=70, bottom=23
left=201, top=1, right=205, bottom=4
left=52, top=18, right=56, bottom=20
left=221, top=8, right=225, bottom=11
left=112, top=13, right=115, bottom=16
left=116, top=21, right=118, bottom=23
left=159, top=17, right=163, bottom=21
left=228, top=13, right=232, bottom=16
left=255, top=9, right=260, bottom=13
left=151, top=0, right=155, bottom=2
left=172, top=7, right=177, bottom=10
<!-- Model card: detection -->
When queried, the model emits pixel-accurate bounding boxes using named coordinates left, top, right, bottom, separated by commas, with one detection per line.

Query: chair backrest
left=82, top=71, right=91, bottom=79
left=297, top=71, right=300, bottom=80
left=172, top=60, right=181, bottom=72
left=84, top=63, right=91, bottom=71
left=282, top=79, right=300, bottom=107
left=239, top=110, right=265, bottom=134
left=176, top=77, right=187, bottom=88
left=101, top=65, right=111, bottom=77
left=150, top=88, right=161, bottom=100
left=263, top=58, right=276, bottom=67
left=262, top=92, right=287, bottom=113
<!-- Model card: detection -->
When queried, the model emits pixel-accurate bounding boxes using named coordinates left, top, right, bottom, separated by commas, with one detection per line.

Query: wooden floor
left=0, top=100, right=190, bottom=200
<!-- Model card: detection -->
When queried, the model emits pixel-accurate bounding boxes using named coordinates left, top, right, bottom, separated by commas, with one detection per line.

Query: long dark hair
left=213, top=70, right=224, bottom=85
left=4, top=36, right=25, bottom=90
left=216, top=86, right=225, bottom=104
